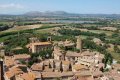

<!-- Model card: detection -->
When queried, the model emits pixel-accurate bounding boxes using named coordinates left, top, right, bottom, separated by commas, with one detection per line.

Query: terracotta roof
left=33, top=71, right=74, bottom=78
left=78, top=76, right=94, bottom=80
left=74, top=71, right=92, bottom=77
left=31, top=63, right=43, bottom=71
left=73, top=64, right=89, bottom=71
left=31, top=42, right=52, bottom=46
left=32, top=71, right=42, bottom=78
left=14, top=54, right=30, bottom=60
left=44, top=67, right=53, bottom=72
left=4, top=56, right=15, bottom=67
left=92, top=71, right=103, bottom=77
left=20, top=72, right=35, bottom=80
left=54, top=60, right=61, bottom=63
left=62, top=61, right=70, bottom=65
left=53, top=50, right=63, bottom=56
left=97, top=63, right=104, bottom=68
left=10, top=66, right=24, bottom=75
left=58, top=40, right=75, bottom=47
left=81, top=51, right=95, bottom=56
left=43, top=60, right=50, bottom=66
left=5, top=70, right=15, bottom=79
left=105, top=70, right=120, bottom=80
left=42, top=72, right=61, bottom=78
left=66, top=51, right=81, bottom=57
left=61, top=72, right=74, bottom=77
left=5, top=66, right=24, bottom=79
left=112, top=64, right=120, bottom=67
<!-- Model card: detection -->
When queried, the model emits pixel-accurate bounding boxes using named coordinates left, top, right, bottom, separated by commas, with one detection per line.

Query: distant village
left=0, top=32, right=120, bottom=80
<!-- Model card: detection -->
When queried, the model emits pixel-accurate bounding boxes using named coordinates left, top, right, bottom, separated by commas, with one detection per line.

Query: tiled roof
left=20, top=72, right=35, bottom=80
left=4, top=56, right=15, bottom=67
left=42, top=72, right=61, bottom=78
left=5, top=66, right=24, bottom=79
left=31, top=42, right=52, bottom=46
left=62, top=61, right=70, bottom=65
left=66, top=51, right=81, bottom=57
left=14, top=54, right=30, bottom=60
left=31, top=63, right=43, bottom=71
left=73, top=64, right=89, bottom=71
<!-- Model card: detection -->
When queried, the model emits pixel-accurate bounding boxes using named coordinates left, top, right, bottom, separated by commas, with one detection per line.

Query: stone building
left=77, top=51, right=104, bottom=67
left=0, top=49, right=5, bottom=58
left=72, top=64, right=89, bottom=72
left=27, top=42, right=53, bottom=53
left=93, top=38, right=103, bottom=45
left=62, top=61, right=71, bottom=72
left=54, top=60, right=62, bottom=72
left=53, top=47, right=65, bottom=60
left=65, top=51, right=81, bottom=63
left=76, top=36, right=82, bottom=53
left=58, top=40, right=75, bottom=49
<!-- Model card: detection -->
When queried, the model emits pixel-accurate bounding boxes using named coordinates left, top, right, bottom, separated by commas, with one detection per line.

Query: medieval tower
left=76, top=36, right=82, bottom=53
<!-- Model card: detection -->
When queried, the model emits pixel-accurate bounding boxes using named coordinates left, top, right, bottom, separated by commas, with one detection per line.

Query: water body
left=40, top=20, right=96, bottom=23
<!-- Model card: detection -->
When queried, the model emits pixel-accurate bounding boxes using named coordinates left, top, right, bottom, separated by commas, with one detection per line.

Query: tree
left=114, top=44, right=120, bottom=53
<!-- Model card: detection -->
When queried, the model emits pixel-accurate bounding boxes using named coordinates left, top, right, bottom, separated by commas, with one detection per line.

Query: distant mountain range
left=23, top=11, right=72, bottom=17
left=23, top=11, right=120, bottom=19
left=1, top=11, right=120, bottom=19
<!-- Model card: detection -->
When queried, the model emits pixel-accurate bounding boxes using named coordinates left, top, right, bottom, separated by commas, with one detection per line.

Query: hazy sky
left=0, top=0, right=120, bottom=14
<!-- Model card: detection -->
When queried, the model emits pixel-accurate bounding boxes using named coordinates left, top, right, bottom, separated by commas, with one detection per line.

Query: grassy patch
left=89, top=30, right=113, bottom=36
left=109, top=52, right=120, bottom=61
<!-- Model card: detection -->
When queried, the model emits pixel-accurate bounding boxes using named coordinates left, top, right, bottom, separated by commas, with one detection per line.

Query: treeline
left=16, top=21, right=42, bottom=26
left=0, top=24, right=13, bottom=31
left=70, top=24, right=99, bottom=30
left=105, top=38, right=120, bottom=45
left=12, top=48, right=29, bottom=54
left=58, top=29, right=106, bottom=40
left=0, top=24, right=62, bottom=38
left=52, top=35, right=75, bottom=41
left=0, top=29, right=33, bottom=38
left=61, top=18, right=100, bottom=21
left=114, top=45, right=120, bottom=53
left=4, top=32, right=51, bottom=53
left=4, top=33, right=31, bottom=52
left=104, top=31, right=120, bottom=45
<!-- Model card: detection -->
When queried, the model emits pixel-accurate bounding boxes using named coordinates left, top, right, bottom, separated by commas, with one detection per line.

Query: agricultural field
left=0, top=21, right=14, bottom=25
left=3, top=24, right=43, bottom=32
left=88, top=30, right=113, bottom=36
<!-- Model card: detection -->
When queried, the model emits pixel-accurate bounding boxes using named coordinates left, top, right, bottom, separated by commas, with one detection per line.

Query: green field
left=89, top=30, right=113, bottom=36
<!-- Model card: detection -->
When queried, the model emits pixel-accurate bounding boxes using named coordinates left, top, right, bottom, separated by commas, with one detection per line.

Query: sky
left=0, top=0, right=120, bottom=14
